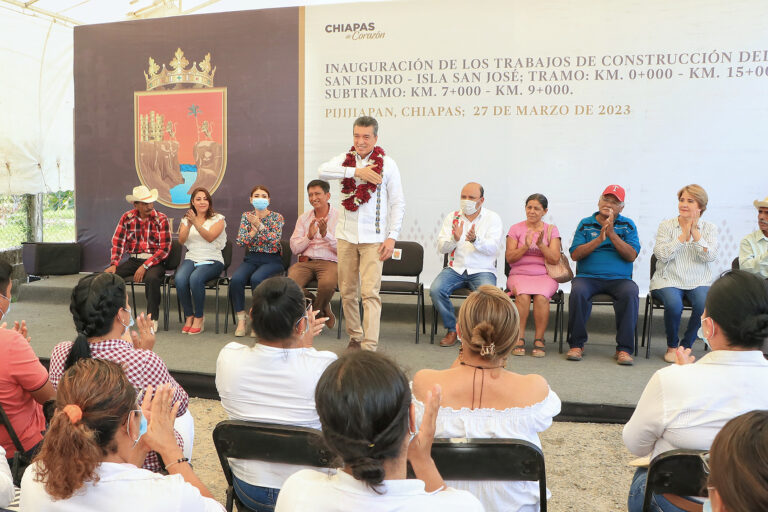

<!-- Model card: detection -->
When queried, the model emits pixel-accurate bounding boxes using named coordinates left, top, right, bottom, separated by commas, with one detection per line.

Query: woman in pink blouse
left=505, top=193, right=561, bottom=357
left=231, top=185, right=285, bottom=337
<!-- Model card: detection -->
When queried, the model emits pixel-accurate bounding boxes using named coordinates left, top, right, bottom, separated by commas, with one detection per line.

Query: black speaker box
left=22, top=242, right=82, bottom=275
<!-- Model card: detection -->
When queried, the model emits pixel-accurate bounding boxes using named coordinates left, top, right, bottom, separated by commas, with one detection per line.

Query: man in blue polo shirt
left=567, top=185, right=640, bottom=365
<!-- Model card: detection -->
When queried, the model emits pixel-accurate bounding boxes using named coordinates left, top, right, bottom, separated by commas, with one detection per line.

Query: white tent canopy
left=0, top=0, right=377, bottom=195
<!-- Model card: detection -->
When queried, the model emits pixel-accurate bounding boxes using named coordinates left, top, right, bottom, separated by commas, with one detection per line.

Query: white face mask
left=0, top=292, right=10, bottom=322
left=697, top=316, right=712, bottom=350
left=460, top=199, right=479, bottom=216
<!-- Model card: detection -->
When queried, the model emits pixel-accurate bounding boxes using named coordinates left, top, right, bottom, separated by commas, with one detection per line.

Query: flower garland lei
left=340, top=146, right=385, bottom=212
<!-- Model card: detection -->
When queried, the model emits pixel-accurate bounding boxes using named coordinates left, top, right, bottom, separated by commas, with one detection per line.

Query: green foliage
left=0, top=192, right=75, bottom=248
left=46, top=190, right=74, bottom=211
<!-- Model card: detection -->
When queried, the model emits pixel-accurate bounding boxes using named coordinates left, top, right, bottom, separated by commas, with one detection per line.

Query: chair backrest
left=212, top=420, right=333, bottom=487
left=382, top=241, right=424, bottom=277
left=429, top=438, right=547, bottom=511
left=280, top=240, right=292, bottom=270
left=165, top=240, right=183, bottom=271
left=221, top=240, right=233, bottom=273
left=650, top=254, right=658, bottom=278
left=732, top=256, right=739, bottom=270
left=643, top=449, right=708, bottom=512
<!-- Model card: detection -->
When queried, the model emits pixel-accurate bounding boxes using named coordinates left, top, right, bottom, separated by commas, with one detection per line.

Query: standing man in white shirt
left=431, top=182, right=502, bottom=347
left=318, top=117, right=406, bottom=351
left=739, top=195, right=768, bottom=279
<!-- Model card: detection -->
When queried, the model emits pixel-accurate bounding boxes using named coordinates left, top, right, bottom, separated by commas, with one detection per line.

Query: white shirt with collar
left=20, top=461, right=224, bottom=511
left=623, top=349, right=768, bottom=460
left=318, top=151, right=405, bottom=244
left=275, top=468, right=484, bottom=512
left=436, top=207, right=503, bottom=275
left=739, top=229, right=768, bottom=278
left=0, top=446, right=12, bottom=509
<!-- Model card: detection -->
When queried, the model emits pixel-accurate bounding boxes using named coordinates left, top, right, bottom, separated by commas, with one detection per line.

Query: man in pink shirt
left=288, top=179, right=339, bottom=328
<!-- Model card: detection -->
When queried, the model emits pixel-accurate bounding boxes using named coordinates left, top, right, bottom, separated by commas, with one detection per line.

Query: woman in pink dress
left=505, top=194, right=561, bottom=357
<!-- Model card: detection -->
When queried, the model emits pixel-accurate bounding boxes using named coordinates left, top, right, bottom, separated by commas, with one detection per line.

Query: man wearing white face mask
left=431, top=182, right=502, bottom=347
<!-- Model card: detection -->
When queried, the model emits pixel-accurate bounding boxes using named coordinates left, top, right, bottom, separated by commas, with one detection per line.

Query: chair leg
left=421, top=287, right=426, bottom=334
left=130, top=282, right=138, bottom=316
left=215, top=284, right=220, bottom=334
left=646, top=306, right=654, bottom=359
left=641, top=295, right=650, bottom=347
left=415, top=292, right=421, bottom=344
left=163, top=281, right=169, bottom=331
left=430, top=305, right=437, bottom=344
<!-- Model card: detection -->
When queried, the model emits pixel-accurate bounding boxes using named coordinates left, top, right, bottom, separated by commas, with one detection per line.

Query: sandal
left=532, top=338, right=546, bottom=358
left=512, top=338, right=526, bottom=356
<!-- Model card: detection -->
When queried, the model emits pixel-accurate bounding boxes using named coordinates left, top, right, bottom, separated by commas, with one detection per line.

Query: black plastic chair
left=212, top=420, right=333, bottom=512
left=424, top=438, right=548, bottom=511
left=166, top=240, right=233, bottom=334
left=640, top=255, right=694, bottom=359
left=504, top=261, right=565, bottom=350
left=380, top=241, right=427, bottom=343
left=643, top=449, right=708, bottom=512
left=225, top=240, right=292, bottom=333
left=125, top=240, right=183, bottom=326
left=731, top=256, right=739, bottom=270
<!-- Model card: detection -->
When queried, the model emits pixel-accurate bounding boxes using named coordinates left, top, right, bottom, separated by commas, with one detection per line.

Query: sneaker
left=616, top=351, right=634, bottom=365
left=566, top=347, right=583, bottom=361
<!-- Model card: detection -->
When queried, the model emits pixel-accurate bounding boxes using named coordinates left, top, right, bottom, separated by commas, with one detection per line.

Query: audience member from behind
left=738, top=195, right=768, bottom=279
left=0, top=261, right=56, bottom=472
left=413, top=285, right=561, bottom=512
left=48, top=272, right=191, bottom=472
left=0, top=447, right=12, bottom=508
left=705, top=410, right=768, bottom=512
left=624, top=270, right=768, bottom=512
left=275, top=351, right=484, bottom=511
left=20, top=359, right=223, bottom=511
left=650, top=185, right=718, bottom=363
left=506, top=193, right=562, bottom=357
left=176, top=187, right=227, bottom=334
left=216, top=276, right=334, bottom=511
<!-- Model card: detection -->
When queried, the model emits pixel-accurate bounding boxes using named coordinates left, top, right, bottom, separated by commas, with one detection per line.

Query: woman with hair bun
left=216, top=276, right=334, bottom=511
left=48, top=272, right=191, bottom=473
left=275, top=351, right=483, bottom=511
left=20, top=359, right=223, bottom=511
left=624, top=270, right=768, bottom=512
left=412, top=285, right=561, bottom=512
left=706, top=410, right=768, bottom=512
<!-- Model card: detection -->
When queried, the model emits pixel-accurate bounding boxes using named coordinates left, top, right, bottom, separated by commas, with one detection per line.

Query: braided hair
left=65, top=273, right=127, bottom=370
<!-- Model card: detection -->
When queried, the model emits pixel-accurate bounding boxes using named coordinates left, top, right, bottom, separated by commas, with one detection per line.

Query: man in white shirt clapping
left=739, top=196, right=768, bottom=279
left=431, top=182, right=502, bottom=347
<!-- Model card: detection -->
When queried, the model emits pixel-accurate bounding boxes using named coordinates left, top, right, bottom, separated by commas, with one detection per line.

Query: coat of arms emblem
left=134, top=48, right=227, bottom=208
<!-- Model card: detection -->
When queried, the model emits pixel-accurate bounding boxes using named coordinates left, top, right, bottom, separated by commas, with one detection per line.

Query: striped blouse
left=649, top=217, right=718, bottom=291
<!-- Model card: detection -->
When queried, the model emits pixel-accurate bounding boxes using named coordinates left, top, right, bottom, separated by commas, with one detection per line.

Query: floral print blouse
left=236, top=210, right=283, bottom=254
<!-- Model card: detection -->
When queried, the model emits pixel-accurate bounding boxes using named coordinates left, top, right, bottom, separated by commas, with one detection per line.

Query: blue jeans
left=628, top=467, right=690, bottom=512
left=230, top=252, right=284, bottom=312
left=430, top=267, right=497, bottom=331
left=233, top=476, right=279, bottom=512
left=651, top=286, right=708, bottom=349
left=568, top=277, right=639, bottom=354
left=175, top=259, right=225, bottom=318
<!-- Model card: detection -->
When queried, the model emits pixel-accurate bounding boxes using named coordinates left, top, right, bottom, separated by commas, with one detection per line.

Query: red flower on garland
left=340, top=146, right=385, bottom=212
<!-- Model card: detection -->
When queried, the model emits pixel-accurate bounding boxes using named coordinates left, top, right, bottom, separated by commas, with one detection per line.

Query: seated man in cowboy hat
left=739, top=195, right=768, bottom=279
left=104, top=185, right=171, bottom=331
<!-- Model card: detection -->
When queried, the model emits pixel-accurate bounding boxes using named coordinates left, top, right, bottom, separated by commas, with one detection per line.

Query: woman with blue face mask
left=47, top=273, right=192, bottom=474
left=231, top=184, right=286, bottom=337
left=624, top=270, right=768, bottom=512
left=20, top=359, right=224, bottom=511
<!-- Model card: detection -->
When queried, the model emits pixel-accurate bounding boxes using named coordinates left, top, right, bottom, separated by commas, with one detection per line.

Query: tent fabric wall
left=0, top=9, right=74, bottom=195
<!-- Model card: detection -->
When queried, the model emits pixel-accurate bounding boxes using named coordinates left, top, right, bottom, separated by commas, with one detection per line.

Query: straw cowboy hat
left=125, top=185, right=158, bottom=204
left=754, top=196, right=768, bottom=209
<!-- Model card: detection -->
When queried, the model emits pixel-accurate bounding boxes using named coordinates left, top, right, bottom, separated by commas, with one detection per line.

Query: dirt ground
left=188, top=398, right=635, bottom=511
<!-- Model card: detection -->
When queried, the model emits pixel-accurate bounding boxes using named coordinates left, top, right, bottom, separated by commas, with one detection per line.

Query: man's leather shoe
left=616, top=351, right=634, bottom=365
left=323, top=305, right=336, bottom=329
left=346, top=340, right=361, bottom=351
left=439, top=331, right=458, bottom=347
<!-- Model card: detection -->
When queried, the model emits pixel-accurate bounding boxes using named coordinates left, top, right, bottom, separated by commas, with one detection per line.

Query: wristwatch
left=142, top=263, right=150, bottom=270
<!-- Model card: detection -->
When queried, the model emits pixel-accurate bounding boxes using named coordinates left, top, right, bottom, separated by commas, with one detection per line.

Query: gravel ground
left=189, top=398, right=635, bottom=511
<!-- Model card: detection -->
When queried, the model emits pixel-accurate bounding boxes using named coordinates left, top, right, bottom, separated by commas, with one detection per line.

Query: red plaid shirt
left=49, top=339, right=189, bottom=473
left=110, top=209, right=171, bottom=268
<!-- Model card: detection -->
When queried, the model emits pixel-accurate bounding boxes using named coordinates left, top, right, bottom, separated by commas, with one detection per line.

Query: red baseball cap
left=602, top=185, right=626, bottom=202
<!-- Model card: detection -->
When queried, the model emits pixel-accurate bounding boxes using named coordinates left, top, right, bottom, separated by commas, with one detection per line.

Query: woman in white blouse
left=177, top=187, right=226, bottom=334
left=649, top=184, right=717, bottom=362
left=624, top=270, right=768, bottom=512
left=412, top=285, right=561, bottom=512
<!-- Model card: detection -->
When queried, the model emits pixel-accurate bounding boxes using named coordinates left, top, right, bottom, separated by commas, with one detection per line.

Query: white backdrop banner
left=303, top=0, right=767, bottom=294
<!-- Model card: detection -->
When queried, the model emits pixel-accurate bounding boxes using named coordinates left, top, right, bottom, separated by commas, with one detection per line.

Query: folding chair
left=212, top=420, right=333, bottom=512
left=503, top=261, right=565, bottom=350
left=380, top=241, right=427, bottom=343
left=643, top=449, right=708, bottom=512
left=166, top=240, right=233, bottom=333
left=423, top=438, right=548, bottom=512
left=125, top=240, right=182, bottom=327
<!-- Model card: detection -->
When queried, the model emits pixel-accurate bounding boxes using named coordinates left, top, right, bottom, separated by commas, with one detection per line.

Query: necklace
left=459, top=360, right=505, bottom=409
left=340, top=146, right=385, bottom=212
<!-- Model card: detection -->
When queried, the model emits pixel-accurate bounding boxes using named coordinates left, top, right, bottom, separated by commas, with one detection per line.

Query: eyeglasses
left=600, top=195, right=621, bottom=206
left=699, top=452, right=710, bottom=474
